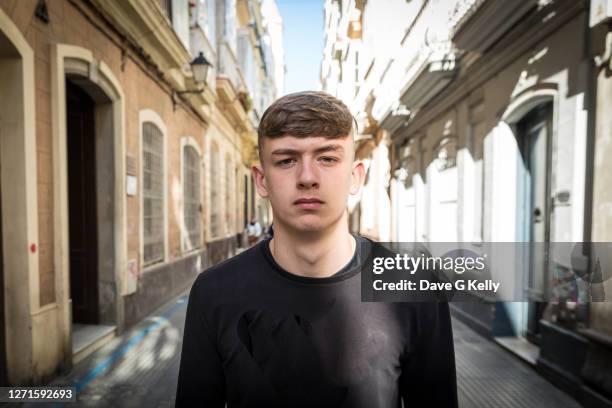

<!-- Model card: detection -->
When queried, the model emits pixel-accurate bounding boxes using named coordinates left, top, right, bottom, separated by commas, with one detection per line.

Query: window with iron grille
left=183, top=145, right=201, bottom=251
left=210, top=143, right=219, bottom=237
left=143, top=122, right=165, bottom=266
left=236, top=171, right=242, bottom=229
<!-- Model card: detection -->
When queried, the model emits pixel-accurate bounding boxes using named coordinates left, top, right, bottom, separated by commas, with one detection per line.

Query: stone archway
left=499, top=87, right=557, bottom=342
left=51, top=45, right=127, bottom=365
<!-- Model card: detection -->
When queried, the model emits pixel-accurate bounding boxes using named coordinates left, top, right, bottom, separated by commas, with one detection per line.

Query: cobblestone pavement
left=15, top=291, right=190, bottom=408
left=15, top=289, right=581, bottom=408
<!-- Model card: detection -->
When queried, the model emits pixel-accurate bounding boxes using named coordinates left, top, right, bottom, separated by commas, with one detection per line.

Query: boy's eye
left=319, top=156, right=338, bottom=164
left=277, top=158, right=296, bottom=167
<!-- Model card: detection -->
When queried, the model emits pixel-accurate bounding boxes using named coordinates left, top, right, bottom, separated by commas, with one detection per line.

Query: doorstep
left=494, top=335, right=540, bottom=366
left=72, top=324, right=117, bottom=364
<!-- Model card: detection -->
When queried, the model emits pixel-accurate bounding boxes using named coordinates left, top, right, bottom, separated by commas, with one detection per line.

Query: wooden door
left=518, top=103, right=552, bottom=343
left=67, top=80, right=99, bottom=324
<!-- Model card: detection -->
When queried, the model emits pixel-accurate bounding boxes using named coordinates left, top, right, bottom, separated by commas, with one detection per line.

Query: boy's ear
left=252, top=164, right=269, bottom=198
left=349, top=161, right=365, bottom=195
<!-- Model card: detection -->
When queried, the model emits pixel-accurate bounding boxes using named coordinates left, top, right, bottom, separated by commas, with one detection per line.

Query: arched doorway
left=516, top=102, right=553, bottom=344
left=64, top=72, right=119, bottom=361
left=495, top=90, right=557, bottom=345
left=51, top=45, right=127, bottom=364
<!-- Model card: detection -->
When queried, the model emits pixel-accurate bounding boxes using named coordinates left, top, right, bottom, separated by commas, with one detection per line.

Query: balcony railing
left=450, top=0, right=538, bottom=53
left=448, top=0, right=484, bottom=34
left=218, top=41, right=247, bottom=94
left=374, top=1, right=456, bottom=132
left=399, top=40, right=457, bottom=111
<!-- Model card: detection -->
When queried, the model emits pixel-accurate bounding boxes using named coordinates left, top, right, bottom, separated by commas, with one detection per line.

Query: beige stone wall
left=0, top=0, right=210, bottom=304
left=21, top=0, right=59, bottom=306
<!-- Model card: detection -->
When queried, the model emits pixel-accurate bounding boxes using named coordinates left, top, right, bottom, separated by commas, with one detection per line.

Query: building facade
left=0, top=0, right=281, bottom=385
left=589, top=1, right=612, bottom=406
left=322, top=0, right=611, bottom=406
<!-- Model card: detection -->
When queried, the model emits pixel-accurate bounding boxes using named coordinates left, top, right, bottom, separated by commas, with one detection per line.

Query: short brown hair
left=258, top=91, right=355, bottom=149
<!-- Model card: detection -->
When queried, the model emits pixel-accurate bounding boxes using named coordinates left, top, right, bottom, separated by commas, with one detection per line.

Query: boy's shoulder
left=191, top=241, right=266, bottom=299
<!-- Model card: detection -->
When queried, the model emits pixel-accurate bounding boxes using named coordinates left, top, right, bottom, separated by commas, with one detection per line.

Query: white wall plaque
left=127, top=175, right=137, bottom=196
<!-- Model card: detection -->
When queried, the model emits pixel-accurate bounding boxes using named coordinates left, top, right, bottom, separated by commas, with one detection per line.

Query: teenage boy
left=176, top=91, right=457, bottom=407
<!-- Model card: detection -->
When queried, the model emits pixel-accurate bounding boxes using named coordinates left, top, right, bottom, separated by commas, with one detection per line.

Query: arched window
left=210, top=143, right=220, bottom=237
left=183, top=144, right=201, bottom=251
left=142, top=121, right=165, bottom=265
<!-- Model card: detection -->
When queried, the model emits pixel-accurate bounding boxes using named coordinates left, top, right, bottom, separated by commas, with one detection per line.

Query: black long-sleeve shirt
left=176, top=236, right=458, bottom=407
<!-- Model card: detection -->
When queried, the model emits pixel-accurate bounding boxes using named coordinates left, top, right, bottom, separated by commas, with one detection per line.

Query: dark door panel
left=517, top=103, right=553, bottom=344
left=67, top=80, right=98, bottom=325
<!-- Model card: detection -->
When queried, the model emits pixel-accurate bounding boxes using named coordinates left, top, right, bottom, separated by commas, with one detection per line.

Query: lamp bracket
left=172, top=89, right=205, bottom=111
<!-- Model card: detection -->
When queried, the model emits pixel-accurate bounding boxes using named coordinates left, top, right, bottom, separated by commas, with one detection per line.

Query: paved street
left=18, top=289, right=581, bottom=408
left=453, top=319, right=580, bottom=408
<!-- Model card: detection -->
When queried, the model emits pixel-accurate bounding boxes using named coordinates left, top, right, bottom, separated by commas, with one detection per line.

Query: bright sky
left=276, top=0, right=325, bottom=95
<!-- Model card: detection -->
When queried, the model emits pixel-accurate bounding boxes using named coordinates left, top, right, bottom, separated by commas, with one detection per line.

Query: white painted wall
left=172, top=0, right=191, bottom=50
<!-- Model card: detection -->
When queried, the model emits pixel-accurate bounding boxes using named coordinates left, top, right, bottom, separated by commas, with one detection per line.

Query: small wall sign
left=127, top=175, right=137, bottom=196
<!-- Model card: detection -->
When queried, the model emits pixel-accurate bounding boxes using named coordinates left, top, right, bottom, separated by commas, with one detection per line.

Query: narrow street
left=1, top=1, right=610, bottom=405
left=17, top=289, right=580, bottom=408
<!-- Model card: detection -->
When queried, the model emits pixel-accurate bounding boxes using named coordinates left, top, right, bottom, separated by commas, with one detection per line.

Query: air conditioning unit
left=591, top=0, right=612, bottom=27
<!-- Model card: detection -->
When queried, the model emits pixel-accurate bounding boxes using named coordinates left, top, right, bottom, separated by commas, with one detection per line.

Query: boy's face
left=253, top=135, right=364, bottom=233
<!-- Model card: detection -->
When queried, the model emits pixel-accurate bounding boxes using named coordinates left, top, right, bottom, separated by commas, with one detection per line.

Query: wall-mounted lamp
left=35, top=0, right=49, bottom=23
left=189, top=52, right=212, bottom=85
left=173, top=52, right=213, bottom=110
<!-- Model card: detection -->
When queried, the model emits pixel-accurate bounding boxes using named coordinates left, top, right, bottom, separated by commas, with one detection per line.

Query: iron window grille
left=183, top=146, right=201, bottom=251
left=143, top=122, right=165, bottom=266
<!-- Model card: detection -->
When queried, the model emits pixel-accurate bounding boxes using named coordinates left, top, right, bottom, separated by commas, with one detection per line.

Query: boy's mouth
left=294, top=197, right=324, bottom=210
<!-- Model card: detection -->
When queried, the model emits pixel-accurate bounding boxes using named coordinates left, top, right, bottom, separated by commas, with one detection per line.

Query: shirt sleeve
left=399, top=302, right=458, bottom=408
left=176, top=275, right=226, bottom=407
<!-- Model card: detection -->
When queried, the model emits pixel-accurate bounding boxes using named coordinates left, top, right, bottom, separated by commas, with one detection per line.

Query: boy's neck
left=268, top=216, right=356, bottom=279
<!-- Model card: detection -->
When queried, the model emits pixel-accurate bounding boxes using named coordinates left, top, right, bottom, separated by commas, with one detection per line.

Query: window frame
left=209, top=141, right=220, bottom=239
left=181, top=137, right=203, bottom=253
left=139, top=109, right=168, bottom=270
left=225, top=154, right=233, bottom=234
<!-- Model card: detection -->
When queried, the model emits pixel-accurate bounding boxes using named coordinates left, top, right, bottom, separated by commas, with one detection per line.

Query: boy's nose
left=297, top=161, right=319, bottom=189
